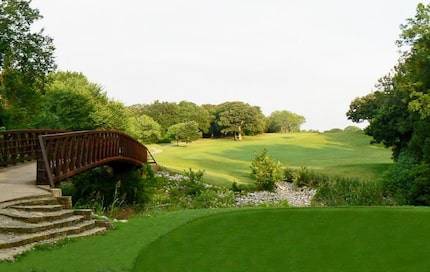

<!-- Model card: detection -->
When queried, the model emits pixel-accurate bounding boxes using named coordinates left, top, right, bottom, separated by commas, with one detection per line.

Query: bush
left=231, top=181, right=256, bottom=193
left=70, top=166, right=118, bottom=208
left=382, top=154, right=416, bottom=205
left=380, top=152, right=430, bottom=206
left=250, top=149, right=283, bottom=191
left=383, top=156, right=430, bottom=206
left=283, top=168, right=295, bottom=183
left=67, top=164, right=157, bottom=212
left=293, top=166, right=325, bottom=188
left=152, top=169, right=236, bottom=210
left=118, top=164, right=157, bottom=205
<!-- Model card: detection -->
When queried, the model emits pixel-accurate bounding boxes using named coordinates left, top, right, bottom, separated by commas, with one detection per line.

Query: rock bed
left=235, top=182, right=317, bottom=207
left=156, top=172, right=317, bottom=207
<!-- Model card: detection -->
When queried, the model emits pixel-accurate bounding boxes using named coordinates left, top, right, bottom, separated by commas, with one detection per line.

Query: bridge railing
left=0, top=129, right=66, bottom=167
left=37, top=130, right=154, bottom=187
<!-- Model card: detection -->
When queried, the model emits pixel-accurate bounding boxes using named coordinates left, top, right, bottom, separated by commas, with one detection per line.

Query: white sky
left=31, top=0, right=421, bottom=131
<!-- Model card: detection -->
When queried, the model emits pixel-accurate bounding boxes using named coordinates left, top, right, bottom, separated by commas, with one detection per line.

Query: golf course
left=2, top=131, right=429, bottom=271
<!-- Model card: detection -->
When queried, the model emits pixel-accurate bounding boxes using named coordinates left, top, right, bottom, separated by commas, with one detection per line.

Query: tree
left=34, top=71, right=132, bottom=131
left=177, top=101, right=211, bottom=134
left=347, top=3, right=430, bottom=205
left=167, top=121, right=201, bottom=145
left=216, top=101, right=266, bottom=140
left=201, top=104, right=219, bottom=138
left=346, top=4, right=430, bottom=161
left=267, top=110, right=306, bottom=133
left=138, top=100, right=180, bottom=133
left=128, top=115, right=161, bottom=144
left=250, top=149, right=284, bottom=191
left=0, top=0, right=56, bottom=128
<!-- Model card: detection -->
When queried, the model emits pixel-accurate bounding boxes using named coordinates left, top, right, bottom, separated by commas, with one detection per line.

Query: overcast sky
left=31, top=0, right=421, bottom=131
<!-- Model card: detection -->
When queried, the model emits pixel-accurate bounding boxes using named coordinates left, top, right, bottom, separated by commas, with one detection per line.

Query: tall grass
left=287, top=166, right=387, bottom=206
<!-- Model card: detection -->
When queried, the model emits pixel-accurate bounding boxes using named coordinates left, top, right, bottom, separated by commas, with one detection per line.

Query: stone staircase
left=0, top=195, right=108, bottom=261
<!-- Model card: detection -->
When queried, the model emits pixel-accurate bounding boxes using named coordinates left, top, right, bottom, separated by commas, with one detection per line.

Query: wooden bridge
left=0, top=129, right=157, bottom=188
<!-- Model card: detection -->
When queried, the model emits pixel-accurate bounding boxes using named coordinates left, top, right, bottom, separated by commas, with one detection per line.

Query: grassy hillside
left=150, top=131, right=392, bottom=186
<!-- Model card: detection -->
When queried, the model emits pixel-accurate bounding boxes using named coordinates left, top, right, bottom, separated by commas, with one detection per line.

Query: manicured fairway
left=133, top=207, right=430, bottom=272
left=150, top=132, right=392, bottom=186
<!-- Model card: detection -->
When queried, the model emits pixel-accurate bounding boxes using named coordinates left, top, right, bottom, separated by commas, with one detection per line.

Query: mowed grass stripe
left=133, top=207, right=430, bottom=272
left=150, top=132, right=392, bottom=186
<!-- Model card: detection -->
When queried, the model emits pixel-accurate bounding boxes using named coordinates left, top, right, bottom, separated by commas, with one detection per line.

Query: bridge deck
left=0, top=163, right=51, bottom=203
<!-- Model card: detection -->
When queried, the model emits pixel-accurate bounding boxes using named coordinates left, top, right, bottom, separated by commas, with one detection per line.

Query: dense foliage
left=0, top=0, right=56, bottom=128
left=347, top=3, right=430, bottom=205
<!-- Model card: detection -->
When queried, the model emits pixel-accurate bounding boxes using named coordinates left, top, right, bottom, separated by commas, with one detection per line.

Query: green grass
left=133, top=207, right=430, bottom=272
left=3, top=207, right=430, bottom=272
left=0, top=209, right=231, bottom=272
left=150, top=131, right=392, bottom=186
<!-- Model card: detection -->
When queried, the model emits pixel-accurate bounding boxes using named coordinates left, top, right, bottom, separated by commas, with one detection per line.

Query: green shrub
left=382, top=154, right=416, bottom=205
left=381, top=152, right=430, bottom=206
left=118, top=164, right=158, bottom=205
left=293, top=166, right=325, bottom=188
left=71, top=166, right=118, bottom=208
left=151, top=169, right=236, bottom=210
left=410, top=165, right=430, bottom=205
left=231, top=181, right=256, bottom=193
left=283, top=168, right=295, bottom=183
left=69, top=164, right=157, bottom=212
left=250, top=149, right=283, bottom=191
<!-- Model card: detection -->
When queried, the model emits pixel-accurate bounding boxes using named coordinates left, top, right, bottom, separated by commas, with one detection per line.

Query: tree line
left=347, top=3, right=430, bottom=205
left=0, top=0, right=305, bottom=144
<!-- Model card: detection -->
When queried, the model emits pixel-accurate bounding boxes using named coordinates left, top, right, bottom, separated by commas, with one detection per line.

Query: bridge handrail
left=37, top=130, right=153, bottom=187
left=0, top=129, right=67, bottom=167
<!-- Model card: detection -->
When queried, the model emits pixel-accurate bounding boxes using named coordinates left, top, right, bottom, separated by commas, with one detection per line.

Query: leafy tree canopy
left=167, top=121, right=201, bottom=145
left=35, top=71, right=131, bottom=132
left=0, top=0, right=56, bottom=128
left=267, top=110, right=306, bottom=133
left=347, top=3, right=430, bottom=162
left=128, top=114, right=162, bottom=144
left=346, top=3, right=430, bottom=205
left=216, top=101, right=266, bottom=140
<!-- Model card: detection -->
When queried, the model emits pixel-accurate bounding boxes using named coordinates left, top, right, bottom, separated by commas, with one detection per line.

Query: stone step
left=1, top=197, right=59, bottom=209
left=68, top=226, right=106, bottom=239
left=0, top=220, right=104, bottom=250
left=0, top=225, right=107, bottom=261
left=0, top=214, right=85, bottom=234
left=10, top=204, right=64, bottom=212
left=0, top=208, right=75, bottom=224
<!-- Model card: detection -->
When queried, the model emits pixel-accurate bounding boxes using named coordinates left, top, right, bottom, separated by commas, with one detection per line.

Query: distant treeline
left=1, top=70, right=306, bottom=144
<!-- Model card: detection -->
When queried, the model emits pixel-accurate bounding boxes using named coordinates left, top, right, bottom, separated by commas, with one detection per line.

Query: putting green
left=133, top=207, right=430, bottom=272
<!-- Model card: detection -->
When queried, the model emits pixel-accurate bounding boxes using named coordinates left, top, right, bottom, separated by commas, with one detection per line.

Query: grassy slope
left=134, top=207, right=430, bottom=272
left=150, top=131, right=392, bottom=186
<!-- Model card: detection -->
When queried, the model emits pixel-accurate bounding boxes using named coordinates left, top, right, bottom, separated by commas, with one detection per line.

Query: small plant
left=150, top=169, right=236, bottom=210
left=293, top=166, right=324, bottom=188
left=231, top=181, right=256, bottom=193
left=250, top=149, right=283, bottom=191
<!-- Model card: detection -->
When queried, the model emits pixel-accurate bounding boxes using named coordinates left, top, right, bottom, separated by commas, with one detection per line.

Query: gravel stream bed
left=235, top=182, right=317, bottom=207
